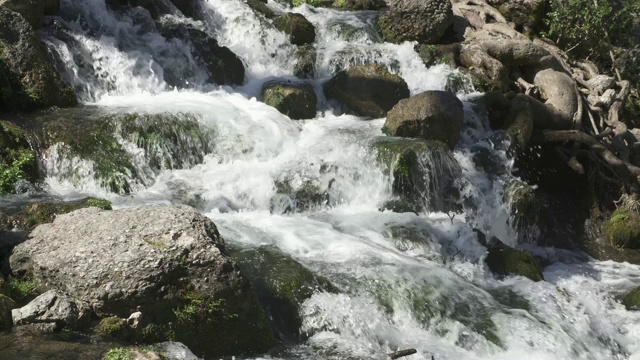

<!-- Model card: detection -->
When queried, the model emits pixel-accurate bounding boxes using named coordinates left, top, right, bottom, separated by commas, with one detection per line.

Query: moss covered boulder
left=324, top=64, right=410, bottom=118
left=416, top=44, right=461, bottom=68
left=0, top=121, right=37, bottom=194
left=294, top=45, right=316, bottom=79
left=229, top=245, right=336, bottom=342
left=40, top=109, right=215, bottom=194
left=602, top=209, right=640, bottom=249
left=0, top=7, right=76, bottom=111
left=0, top=294, right=15, bottom=330
left=383, top=91, right=464, bottom=150
left=273, top=13, right=315, bottom=46
left=622, top=286, right=640, bottom=310
left=372, top=137, right=460, bottom=212
left=247, top=0, right=276, bottom=18
left=377, top=0, right=452, bottom=44
left=262, top=80, right=317, bottom=120
left=485, top=239, right=544, bottom=282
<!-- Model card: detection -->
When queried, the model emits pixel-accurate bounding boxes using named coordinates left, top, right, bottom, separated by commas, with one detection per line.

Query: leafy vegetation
left=102, top=348, right=133, bottom=360
left=7, top=276, right=38, bottom=305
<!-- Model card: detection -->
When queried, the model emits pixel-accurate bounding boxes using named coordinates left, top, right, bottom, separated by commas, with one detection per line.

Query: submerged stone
left=485, top=239, right=544, bottom=282
left=372, top=137, right=461, bottom=213
left=229, top=245, right=336, bottom=342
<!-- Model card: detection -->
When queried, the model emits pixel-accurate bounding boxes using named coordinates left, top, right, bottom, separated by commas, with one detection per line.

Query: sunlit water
left=26, top=0, right=640, bottom=359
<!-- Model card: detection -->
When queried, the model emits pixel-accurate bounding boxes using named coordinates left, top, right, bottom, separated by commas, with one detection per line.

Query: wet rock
left=43, top=0, right=59, bottom=15
left=11, top=290, right=91, bottom=330
left=485, top=239, right=544, bottom=282
left=324, top=64, right=410, bottom=118
left=372, top=137, right=461, bottom=212
left=39, top=109, right=215, bottom=194
left=157, top=17, right=245, bottom=85
left=262, top=80, right=317, bottom=120
left=0, top=294, right=14, bottom=330
left=270, top=179, right=329, bottom=213
left=273, top=13, right=315, bottom=46
left=247, top=0, right=276, bottom=18
left=383, top=91, right=464, bottom=150
left=294, top=45, right=316, bottom=79
left=503, top=94, right=538, bottom=151
left=9, top=205, right=274, bottom=358
left=291, top=0, right=332, bottom=7
left=622, top=286, right=640, bottom=310
left=169, top=0, right=202, bottom=20
left=602, top=209, right=640, bottom=249
left=416, top=44, right=461, bottom=68
left=533, top=69, right=578, bottom=130
left=332, top=0, right=384, bottom=10
left=0, top=121, right=38, bottom=195
left=229, top=245, right=336, bottom=342
left=326, top=19, right=383, bottom=43
left=377, top=0, right=453, bottom=44
left=0, top=0, right=45, bottom=28
left=0, top=7, right=76, bottom=111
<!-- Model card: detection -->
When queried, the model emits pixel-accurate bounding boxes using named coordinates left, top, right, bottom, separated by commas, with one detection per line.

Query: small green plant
left=102, top=347, right=133, bottom=360
left=0, top=151, right=34, bottom=194
left=174, top=293, right=237, bottom=325
left=85, top=198, right=112, bottom=210
left=7, top=277, right=38, bottom=303
left=144, top=237, right=169, bottom=250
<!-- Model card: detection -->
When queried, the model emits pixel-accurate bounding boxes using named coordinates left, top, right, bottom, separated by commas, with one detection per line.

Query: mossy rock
left=40, top=109, right=215, bottom=194
left=0, top=293, right=15, bottom=330
left=371, top=137, right=460, bottom=212
left=291, top=0, right=332, bottom=7
left=622, top=286, right=640, bottom=310
left=323, top=64, right=409, bottom=118
left=487, top=287, right=530, bottom=311
left=1, top=197, right=112, bottom=232
left=485, top=240, right=544, bottom=282
left=97, top=317, right=127, bottom=338
left=270, top=179, right=329, bottom=213
left=416, top=44, right=461, bottom=68
left=262, top=80, right=317, bottom=120
left=228, top=245, right=336, bottom=342
left=273, top=13, right=316, bottom=46
left=602, top=209, right=640, bottom=249
left=331, top=0, right=384, bottom=10
left=246, top=0, right=276, bottom=18
left=138, top=289, right=274, bottom=358
left=0, top=120, right=38, bottom=194
left=294, top=45, right=316, bottom=79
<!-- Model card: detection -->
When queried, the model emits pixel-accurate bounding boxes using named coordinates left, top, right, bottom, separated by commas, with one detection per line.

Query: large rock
left=11, top=290, right=90, bottom=330
left=9, top=205, right=274, bottom=358
left=383, top=91, right=464, bottom=149
left=602, top=209, right=640, bottom=249
left=623, top=286, right=640, bottom=310
left=323, top=64, right=410, bottom=118
left=377, top=0, right=453, bottom=44
left=294, top=45, right=316, bottom=79
left=262, top=80, right=317, bottom=120
left=0, top=0, right=45, bottom=28
left=157, top=17, right=245, bottom=86
left=273, top=13, right=315, bottom=46
left=533, top=69, right=579, bottom=130
left=0, top=7, right=76, bottom=111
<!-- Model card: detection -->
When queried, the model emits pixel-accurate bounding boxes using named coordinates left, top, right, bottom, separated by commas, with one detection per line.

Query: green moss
left=622, top=286, right=640, bottom=310
left=97, top=317, right=125, bottom=337
left=291, top=0, right=326, bottom=6
left=21, top=197, right=112, bottom=229
left=485, top=241, right=544, bottom=282
left=102, top=347, right=133, bottom=360
left=603, top=209, right=640, bottom=248
left=85, top=198, right=112, bottom=210
left=7, top=276, right=39, bottom=305
left=331, top=0, right=384, bottom=10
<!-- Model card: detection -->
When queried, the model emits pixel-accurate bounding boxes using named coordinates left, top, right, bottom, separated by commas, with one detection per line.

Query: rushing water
left=23, top=0, right=640, bottom=359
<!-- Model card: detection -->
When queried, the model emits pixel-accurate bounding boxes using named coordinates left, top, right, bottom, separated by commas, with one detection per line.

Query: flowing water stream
left=13, top=0, right=640, bottom=358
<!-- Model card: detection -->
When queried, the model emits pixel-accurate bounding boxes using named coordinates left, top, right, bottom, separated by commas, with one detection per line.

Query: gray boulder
left=533, top=69, right=578, bottom=130
left=0, top=7, right=76, bottom=111
left=323, top=63, right=410, bottom=118
left=11, top=290, right=90, bottom=330
left=377, top=0, right=453, bottom=44
left=10, top=205, right=273, bottom=357
left=383, top=91, right=464, bottom=149
left=0, top=0, right=45, bottom=28
left=262, top=80, right=317, bottom=120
